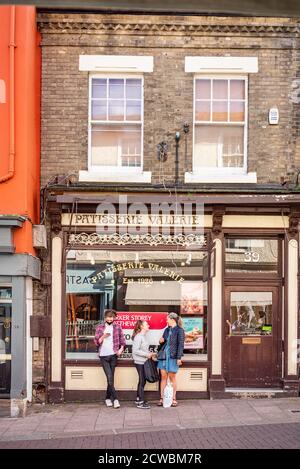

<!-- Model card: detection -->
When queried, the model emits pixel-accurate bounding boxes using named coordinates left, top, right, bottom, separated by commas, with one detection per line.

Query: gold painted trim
left=242, top=337, right=262, bottom=345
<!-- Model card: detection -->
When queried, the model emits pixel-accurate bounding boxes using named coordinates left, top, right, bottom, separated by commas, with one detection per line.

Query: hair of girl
left=131, top=319, right=144, bottom=340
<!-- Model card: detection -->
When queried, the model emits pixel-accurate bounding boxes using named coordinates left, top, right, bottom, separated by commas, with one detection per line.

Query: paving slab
left=1, top=397, right=300, bottom=442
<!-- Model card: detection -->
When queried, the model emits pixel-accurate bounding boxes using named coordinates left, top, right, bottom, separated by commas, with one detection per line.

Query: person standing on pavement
left=94, top=309, right=126, bottom=409
left=132, top=320, right=154, bottom=409
left=157, top=312, right=185, bottom=407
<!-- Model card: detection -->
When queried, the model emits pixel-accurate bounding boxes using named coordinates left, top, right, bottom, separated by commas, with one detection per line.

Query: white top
left=99, top=323, right=114, bottom=357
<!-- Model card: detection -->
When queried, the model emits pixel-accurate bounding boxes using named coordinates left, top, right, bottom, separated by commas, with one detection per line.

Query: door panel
left=0, top=303, right=12, bottom=394
left=224, top=286, right=281, bottom=388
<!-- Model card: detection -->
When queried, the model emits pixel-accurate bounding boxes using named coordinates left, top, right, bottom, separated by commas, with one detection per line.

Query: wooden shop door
left=224, top=286, right=282, bottom=388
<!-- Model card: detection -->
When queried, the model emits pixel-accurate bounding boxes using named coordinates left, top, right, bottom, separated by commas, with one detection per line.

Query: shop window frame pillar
left=283, top=210, right=300, bottom=394
left=209, top=207, right=226, bottom=397
left=48, top=203, right=64, bottom=403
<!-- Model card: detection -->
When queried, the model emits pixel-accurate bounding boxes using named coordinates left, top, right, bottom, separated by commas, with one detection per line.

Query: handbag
left=143, top=358, right=159, bottom=383
left=156, top=342, right=166, bottom=360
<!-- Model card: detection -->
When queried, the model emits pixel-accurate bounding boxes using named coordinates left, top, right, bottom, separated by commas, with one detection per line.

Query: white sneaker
left=113, top=399, right=120, bottom=409
left=105, top=399, right=113, bottom=407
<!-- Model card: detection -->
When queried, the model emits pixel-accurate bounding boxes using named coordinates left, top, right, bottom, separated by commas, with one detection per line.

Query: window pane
left=195, top=101, right=210, bottom=121
left=194, top=125, right=244, bottom=169
left=212, top=101, right=228, bottom=121
left=230, top=101, right=245, bottom=122
left=92, top=79, right=107, bottom=98
left=91, top=123, right=141, bottom=167
left=109, top=79, right=124, bottom=99
left=91, top=101, right=106, bottom=120
left=66, top=250, right=208, bottom=360
left=126, top=79, right=142, bottom=99
left=121, top=127, right=142, bottom=166
left=108, top=100, right=124, bottom=120
left=195, top=79, right=211, bottom=99
left=213, top=80, right=228, bottom=99
left=229, top=291, right=273, bottom=336
left=225, top=239, right=278, bottom=273
left=126, top=101, right=141, bottom=121
left=230, top=80, right=245, bottom=99
left=194, top=125, right=218, bottom=168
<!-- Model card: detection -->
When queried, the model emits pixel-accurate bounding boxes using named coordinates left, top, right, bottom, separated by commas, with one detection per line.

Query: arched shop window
left=65, top=249, right=208, bottom=361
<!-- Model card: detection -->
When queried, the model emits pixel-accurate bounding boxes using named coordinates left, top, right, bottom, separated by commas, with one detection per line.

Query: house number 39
left=244, top=251, right=260, bottom=262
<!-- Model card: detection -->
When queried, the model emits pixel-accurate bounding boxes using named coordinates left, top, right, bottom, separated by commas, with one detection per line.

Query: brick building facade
left=34, top=12, right=300, bottom=402
left=38, top=13, right=300, bottom=185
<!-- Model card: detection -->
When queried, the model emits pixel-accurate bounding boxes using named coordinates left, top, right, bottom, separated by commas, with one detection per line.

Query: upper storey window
left=90, top=77, right=143, bottom=169
left=194, top=77, right=246, bottom=171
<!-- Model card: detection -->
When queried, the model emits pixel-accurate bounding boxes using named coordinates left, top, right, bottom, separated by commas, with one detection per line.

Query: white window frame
left=192, top=74, right=248, bottom=176
left=88, top=73, right=144, bottom=172
left=79, top=73, right=151, bottom=183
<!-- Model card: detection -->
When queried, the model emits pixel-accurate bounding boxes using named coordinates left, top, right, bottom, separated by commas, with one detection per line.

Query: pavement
left=0, top=397, right=300, bottom=448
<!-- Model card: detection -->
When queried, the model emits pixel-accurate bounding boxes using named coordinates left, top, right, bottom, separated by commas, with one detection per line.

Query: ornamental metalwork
left=68, top=232, right=207, bottom=247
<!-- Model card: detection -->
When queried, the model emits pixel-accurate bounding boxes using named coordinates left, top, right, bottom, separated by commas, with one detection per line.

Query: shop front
left=45, top=190, right=300, bottom=402
left=0, top=216, right=40, bottom=411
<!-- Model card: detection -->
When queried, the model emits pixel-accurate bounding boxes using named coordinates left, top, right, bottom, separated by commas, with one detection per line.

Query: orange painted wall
left=0, top=6, right=40, bottom=256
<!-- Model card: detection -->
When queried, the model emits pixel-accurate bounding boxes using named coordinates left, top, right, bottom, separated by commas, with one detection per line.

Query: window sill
left=79, top=170, right=152, bottom=183
left=184, top=171, right=257, bottom=184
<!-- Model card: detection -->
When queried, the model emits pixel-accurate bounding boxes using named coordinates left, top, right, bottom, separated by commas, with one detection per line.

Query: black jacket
left=162, top=326, right=185, bottom=359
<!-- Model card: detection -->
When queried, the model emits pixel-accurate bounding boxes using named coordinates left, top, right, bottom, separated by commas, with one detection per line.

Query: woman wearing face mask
left=94, top=309, right=126, bottom=409
left=132, top=320, right=154, bottom=409
left=157, top=312, right=185, bottom=407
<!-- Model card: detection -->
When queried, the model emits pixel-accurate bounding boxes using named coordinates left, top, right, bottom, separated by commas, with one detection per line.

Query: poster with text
left=115, top=312, right=168, bottom=358
left=182, top=317, right=204, bottom=349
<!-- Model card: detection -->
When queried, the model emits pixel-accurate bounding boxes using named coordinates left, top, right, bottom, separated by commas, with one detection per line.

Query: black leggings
left=135, top=363, right=146, bottom=402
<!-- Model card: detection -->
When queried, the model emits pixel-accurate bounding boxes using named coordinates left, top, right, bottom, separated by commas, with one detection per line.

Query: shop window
left=0, top=287, right=12, bottom=300
left=66, top=250, right=208, bottom=361
left=225, top=238, right=279, bottom=274
left=90, top=77, right=143, bottom=169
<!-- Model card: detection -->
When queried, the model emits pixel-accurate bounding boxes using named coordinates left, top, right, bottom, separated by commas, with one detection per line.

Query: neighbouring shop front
left=45, top=189, right=300, bottom=402
left=0, top=216, right=40, bottom=408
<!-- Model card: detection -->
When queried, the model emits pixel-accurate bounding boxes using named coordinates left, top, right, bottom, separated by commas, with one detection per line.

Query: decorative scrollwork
left=69, top=232, right=207, bottom=247
left=288, top=210, right=300, bottom=239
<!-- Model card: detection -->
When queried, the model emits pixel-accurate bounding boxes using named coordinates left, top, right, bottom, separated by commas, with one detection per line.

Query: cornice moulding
left=37, top=19, right=300, bottom=36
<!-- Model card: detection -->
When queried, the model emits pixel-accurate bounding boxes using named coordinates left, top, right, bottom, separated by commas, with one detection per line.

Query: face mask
left=105, top=319, right=113, bottom=325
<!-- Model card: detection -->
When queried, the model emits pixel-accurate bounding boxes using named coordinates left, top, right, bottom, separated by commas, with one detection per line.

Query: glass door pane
left=229, top=291, right=272, bottom=336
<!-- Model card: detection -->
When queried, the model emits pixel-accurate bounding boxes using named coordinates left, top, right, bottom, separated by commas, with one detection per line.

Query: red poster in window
left=115, top=312, right=168, bottom=346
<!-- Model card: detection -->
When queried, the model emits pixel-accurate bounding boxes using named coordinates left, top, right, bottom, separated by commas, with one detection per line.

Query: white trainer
left=113, top=399, right=120, bottom=409
left=105, top=399, right=113, bottom=407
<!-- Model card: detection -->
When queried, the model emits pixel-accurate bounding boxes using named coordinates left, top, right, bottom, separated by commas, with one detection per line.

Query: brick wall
left=38, top=13, right=300, bottom=186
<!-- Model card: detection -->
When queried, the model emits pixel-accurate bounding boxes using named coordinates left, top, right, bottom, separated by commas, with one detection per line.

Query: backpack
left=143, top=358, right=159, bottom=383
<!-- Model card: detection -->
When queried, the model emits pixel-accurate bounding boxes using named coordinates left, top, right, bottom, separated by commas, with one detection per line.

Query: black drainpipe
left=175, top=131, right=180, bottom=186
